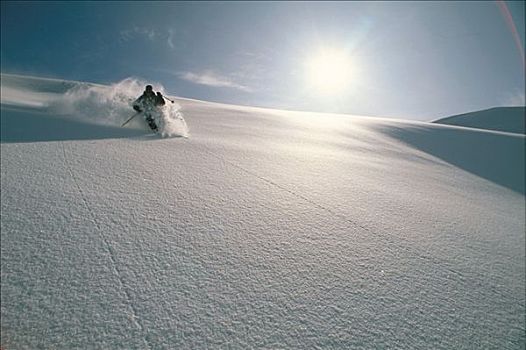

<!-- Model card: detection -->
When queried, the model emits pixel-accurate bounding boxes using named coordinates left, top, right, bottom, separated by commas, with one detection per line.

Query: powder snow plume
left=0, top=74, right=189, bottom=137
left=53, top=77, right=189, bottom=137
left=153, top=101, right=190, bottom=138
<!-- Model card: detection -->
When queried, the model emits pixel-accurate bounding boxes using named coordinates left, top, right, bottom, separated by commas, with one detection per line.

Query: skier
left=155, top=91, right=166, bottom=107
left=133, top=85, right=158, bottom=131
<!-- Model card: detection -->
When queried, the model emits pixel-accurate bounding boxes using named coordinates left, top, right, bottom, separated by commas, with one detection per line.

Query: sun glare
left=305, top=48, right=352, bottom=95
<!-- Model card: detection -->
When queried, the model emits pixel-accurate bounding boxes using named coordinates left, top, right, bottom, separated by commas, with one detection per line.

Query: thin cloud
left=167, top=29, right=175, bottom=50
left=120, top=26, right=157, bottom=43
left=178, top=71, right=252, bottom=92
left=120, top=27, right=176, bottom=51
left=502, top=89, right=526, bottom=106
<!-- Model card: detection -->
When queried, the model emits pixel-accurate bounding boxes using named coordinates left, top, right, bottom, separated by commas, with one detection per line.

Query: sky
left=1, top=1, right=525, bottom=121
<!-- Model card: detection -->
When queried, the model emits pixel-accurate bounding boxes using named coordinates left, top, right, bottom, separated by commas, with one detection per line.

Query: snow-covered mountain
left=433, top=106, right=525, bottom=134
left=1, top=73, right=525, bottom=349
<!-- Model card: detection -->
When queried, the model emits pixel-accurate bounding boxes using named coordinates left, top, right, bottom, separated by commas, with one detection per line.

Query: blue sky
left=1, top=1, right=524, bottom=120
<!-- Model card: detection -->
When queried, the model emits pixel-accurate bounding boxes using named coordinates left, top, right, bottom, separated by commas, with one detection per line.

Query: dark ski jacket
left=133, top=90, right=156, bottom=112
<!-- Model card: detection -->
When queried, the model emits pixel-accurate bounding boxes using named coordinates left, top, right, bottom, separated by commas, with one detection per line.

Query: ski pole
left=163, top=95, right=175, bottom=104
left=121, top=112, right=140, bottom=127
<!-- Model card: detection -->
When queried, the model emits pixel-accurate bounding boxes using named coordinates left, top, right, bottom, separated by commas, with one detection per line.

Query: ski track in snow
left=196, top=143, right=518, bottom=305
left=60, top=141, right=152, bottom=350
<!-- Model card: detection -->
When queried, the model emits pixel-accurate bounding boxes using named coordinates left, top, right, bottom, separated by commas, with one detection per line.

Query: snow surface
left=1, top=73, right=525, bottom=349
left=434, top=107, right=525, bottom=135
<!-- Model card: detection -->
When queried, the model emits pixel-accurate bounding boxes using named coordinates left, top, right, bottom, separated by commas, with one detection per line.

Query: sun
left=305, top=48, right=352, bottom=95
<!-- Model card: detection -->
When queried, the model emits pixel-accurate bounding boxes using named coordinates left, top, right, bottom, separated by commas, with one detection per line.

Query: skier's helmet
left=146, top=85, right=153, bottom=91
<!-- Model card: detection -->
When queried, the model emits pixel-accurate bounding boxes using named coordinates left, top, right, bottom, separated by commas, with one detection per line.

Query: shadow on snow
left=1, top=106, right=145, bottom=143
left=375, top=124, right=525, bottom=195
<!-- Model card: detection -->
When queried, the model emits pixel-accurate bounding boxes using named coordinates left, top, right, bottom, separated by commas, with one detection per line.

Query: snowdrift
left=1, top=74, right=525, bottom=349
left=434, top=106, right=525, bottom=134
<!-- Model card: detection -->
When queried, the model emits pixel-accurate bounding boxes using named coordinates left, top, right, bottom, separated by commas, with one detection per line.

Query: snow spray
left=52, top=78, right=189, bottom=138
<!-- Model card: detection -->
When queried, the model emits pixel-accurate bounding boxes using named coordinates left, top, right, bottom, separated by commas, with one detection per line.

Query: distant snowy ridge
left=433, top=106, right=525, bottom=134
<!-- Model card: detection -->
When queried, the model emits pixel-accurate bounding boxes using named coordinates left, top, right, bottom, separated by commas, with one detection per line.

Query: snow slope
left=433, top=106, right=525, bottom=134
left=1, top=74, right=525, bottom=349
